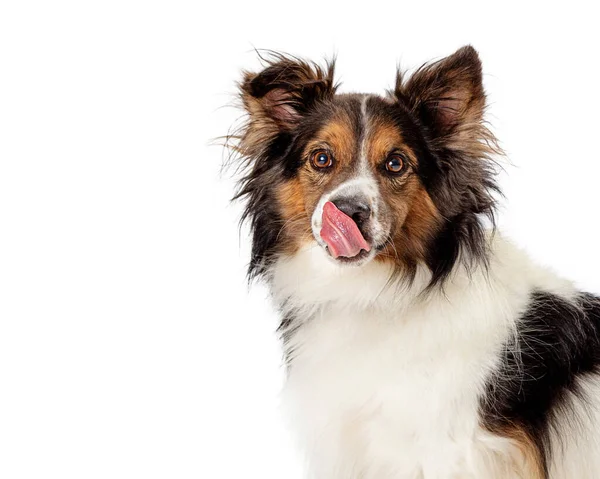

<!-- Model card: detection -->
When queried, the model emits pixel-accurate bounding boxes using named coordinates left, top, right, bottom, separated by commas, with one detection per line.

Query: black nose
left=332, top=197, right=372, bottom=229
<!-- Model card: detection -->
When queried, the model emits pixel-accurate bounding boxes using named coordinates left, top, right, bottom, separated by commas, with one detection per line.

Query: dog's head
left=232, top=46, right=499, bottom=286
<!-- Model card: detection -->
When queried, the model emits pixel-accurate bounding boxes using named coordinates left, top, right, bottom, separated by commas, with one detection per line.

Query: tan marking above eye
left=303, top=115, right=355, bottom=170
left=365, top=121, right=417, bottom=173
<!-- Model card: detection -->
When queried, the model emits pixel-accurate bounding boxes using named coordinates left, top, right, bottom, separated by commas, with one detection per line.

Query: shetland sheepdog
left=228, top=46, right=600, bottom=478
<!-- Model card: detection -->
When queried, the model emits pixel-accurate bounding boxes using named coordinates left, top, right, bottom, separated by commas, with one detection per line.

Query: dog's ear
left=239, top=55, right=336, bottom=153
left=395, top=46, right=485, bottom=144
left=395, top=46, right=500, bottom=285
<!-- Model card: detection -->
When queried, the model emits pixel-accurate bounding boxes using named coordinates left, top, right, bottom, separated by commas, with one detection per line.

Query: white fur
left=547, top=367, right=600, bottom=478
left=267, top=234, right=600, bottom=478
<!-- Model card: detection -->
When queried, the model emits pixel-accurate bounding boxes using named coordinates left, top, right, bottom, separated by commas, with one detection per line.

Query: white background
left=1, top=1, right=599, bottom=478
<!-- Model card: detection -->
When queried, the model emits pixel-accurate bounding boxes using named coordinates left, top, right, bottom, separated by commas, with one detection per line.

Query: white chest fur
left=271, top=238, right=575, bottom=478
left=282, top=298, right=509, bottom=478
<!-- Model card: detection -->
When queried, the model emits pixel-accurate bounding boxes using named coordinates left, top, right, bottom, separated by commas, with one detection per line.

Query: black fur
left=482, top=291, right=600, bottom=475
left=393, top=46, right=501, bottom=286
left=234, top=107, right=339, bottom=279
left=232, top=47, right=501, bottom=286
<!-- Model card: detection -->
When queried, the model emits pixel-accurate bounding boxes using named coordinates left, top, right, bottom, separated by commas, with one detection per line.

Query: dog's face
left=277, top=94, right=441, bottom=268
left=235, top=47, right=498, bottom=284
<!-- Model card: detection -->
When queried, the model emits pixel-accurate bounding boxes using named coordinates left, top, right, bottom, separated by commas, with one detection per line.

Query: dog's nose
left=331, top=197, right=372, bottom=229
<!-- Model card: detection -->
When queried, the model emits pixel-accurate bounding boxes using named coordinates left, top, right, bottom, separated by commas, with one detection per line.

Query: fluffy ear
left=239, top=54, right=336, bottom=154
left=395, top=46, right=501, bottom=285
left=395, top=46, right=485, bottom=143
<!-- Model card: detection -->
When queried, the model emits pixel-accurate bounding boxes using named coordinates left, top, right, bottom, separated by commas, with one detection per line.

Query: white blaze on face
left=311, top=95, right=388, bottom=262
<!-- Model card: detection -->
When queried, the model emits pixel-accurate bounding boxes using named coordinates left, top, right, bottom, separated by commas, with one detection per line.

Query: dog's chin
left=310, top=218, right=386, bottom=268
left=316, top=239, right=378, bottom=268
left=331, top=248, right=375, bottom=267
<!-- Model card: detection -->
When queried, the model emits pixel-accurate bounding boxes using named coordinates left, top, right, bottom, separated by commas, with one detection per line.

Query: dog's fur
left=228, top=46, right=600, bottom=478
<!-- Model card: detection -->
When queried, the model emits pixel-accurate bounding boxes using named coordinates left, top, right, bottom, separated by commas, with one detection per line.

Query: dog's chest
left=282, top=305, right=506, bottom=479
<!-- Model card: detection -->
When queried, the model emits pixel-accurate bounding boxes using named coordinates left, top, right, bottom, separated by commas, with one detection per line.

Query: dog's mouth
left=319, top=201, right=372, bottom=263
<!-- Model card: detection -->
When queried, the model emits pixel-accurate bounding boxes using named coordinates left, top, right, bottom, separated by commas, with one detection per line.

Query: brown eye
left=311, top=150, right=333, bottom=169
left=385, top=154, right=405, bottom=174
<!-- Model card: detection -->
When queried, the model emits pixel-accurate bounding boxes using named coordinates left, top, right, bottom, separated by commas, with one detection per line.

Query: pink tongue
left=320, top=201, right=371, bottom=259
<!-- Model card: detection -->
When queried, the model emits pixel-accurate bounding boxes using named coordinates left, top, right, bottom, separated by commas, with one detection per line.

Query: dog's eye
left=311, top=150, right=334, bottom=169
left=385, top=154, right=405, bottom=174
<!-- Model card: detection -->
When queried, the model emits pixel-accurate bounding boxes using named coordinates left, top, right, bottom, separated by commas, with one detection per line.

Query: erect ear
left=395, top=46, right=485, bottom=141
left=239, top=54, right=336, bottom=152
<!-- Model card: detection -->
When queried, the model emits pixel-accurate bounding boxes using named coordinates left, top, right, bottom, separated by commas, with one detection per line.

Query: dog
left=228, top=46, right=600, bottom=478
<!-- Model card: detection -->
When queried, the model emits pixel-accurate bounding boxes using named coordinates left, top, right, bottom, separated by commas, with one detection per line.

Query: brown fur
left=271, top=100, right=444, bottom=274
left=491, top=423, right=546, bottom=479
left=364, top=117, right=443, bottom=270
left=275, top=179, right=312, bottom=255
left=378, top=183, right=441, bottom=268
left=231, top=47, right=501, bottom=285
left=275, top=115, right=359, bottom=254
left=238, top=54, right=336, bottom=159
